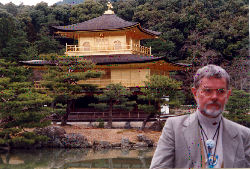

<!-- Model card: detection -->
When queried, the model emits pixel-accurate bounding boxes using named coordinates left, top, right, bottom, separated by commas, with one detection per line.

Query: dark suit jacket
left=150, top=113, right=250, bottom=168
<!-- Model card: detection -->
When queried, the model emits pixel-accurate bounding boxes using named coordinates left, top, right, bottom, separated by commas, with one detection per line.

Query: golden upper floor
left=53, top=13, right=160, bottom=57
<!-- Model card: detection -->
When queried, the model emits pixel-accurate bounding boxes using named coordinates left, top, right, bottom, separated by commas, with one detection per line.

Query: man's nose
left=210, top=90, right=218, bottom=100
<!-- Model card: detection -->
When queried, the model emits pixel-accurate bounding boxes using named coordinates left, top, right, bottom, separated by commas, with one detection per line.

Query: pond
left=0, top=148, right=155, bottom=169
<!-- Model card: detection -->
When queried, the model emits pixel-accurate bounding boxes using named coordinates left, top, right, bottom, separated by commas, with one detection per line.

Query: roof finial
left=104, top=1, right=114, bottom=15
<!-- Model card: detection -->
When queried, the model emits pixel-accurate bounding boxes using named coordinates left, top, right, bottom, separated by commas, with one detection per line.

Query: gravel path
left=61, top=125, right=161, bottom=144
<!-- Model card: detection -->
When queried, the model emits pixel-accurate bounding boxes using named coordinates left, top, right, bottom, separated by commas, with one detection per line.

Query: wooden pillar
left=72, top=101, right=75, bottom=112
left=130, top=39, right=132, bottom=50
left=77, top=33, right=79, bottom=51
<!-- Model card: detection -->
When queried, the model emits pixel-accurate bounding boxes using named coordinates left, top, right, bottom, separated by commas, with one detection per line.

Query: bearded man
left=150, top=65, right=250, bottom=168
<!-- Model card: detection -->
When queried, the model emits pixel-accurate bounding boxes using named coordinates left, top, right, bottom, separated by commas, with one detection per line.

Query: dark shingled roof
left=53, top=14, right=161, bottom=36
left=81, top=54, right=164, bottom=65
left=19, top=55, right=189, bottom=67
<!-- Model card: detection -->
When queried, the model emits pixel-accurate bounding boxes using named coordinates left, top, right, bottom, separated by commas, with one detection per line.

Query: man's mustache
left=205, top=101, right=222, bottom=109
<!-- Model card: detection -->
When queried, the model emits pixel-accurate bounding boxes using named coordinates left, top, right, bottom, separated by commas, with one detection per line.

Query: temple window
left=82, top=42, right=90, bottom=51
left=114, top=40, right=122, bottom=50
left=95, top=38, right=108, bottom=50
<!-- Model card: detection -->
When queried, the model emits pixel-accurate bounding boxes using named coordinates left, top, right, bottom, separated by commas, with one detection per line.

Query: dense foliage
left=138, top=75, right=182, bottom=129
left=0, top=0, right=248, bottom=62
left=89, top=83, right=136, bottom=128
left=0, top=0, right=248, bottom=129
left=0, top=59, right=53, bottom=149
left=224, top=89, right=250, bottom=127
left=0, top=0, right=248, bottom=95
left=41, top=55, right=102, bottom=125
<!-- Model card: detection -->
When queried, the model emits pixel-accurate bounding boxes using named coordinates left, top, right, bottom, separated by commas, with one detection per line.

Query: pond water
left=0, top=148, right=155, bottom=169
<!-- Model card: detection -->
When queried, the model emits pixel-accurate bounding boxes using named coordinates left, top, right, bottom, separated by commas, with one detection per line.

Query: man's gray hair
left=194, top=64, right=230, bottom=89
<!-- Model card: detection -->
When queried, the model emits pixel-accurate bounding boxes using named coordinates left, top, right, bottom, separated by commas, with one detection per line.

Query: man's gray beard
left=198, top=101, right=224, bottom=118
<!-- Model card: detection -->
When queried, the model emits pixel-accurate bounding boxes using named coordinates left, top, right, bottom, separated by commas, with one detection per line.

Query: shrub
left=96, top=118, right=104, bottom=128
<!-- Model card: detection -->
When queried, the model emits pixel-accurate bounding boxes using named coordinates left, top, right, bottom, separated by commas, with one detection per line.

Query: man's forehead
left=199, top=77, right=227, bottom=88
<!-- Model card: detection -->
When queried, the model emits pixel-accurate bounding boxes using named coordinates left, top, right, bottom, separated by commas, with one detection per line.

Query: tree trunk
left=50, top=101, right=55, bottom=108
left=140, top=112, right=155, bottom=130
left=141, top=102, right=161, bottom=130
left=61, top=100, right=73, bottom=126
left=107, top=102, right=113, bottom=129
left=240, top=78, right=243, bottom=90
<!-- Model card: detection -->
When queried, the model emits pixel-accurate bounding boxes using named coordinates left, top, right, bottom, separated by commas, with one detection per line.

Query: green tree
left=3, top=2, right=18, bottom=16
left=224, top=57, right=249, bottom=90
left=41, top=55, right=102, bottom=126
left=0, top=59, right=53, bottom=149
left=224, top=89, right=250, bottom=127
left=113, top=0, right=137, bottom=21
left=89, top=83, right=136, bottom=128
left=0, top=10, right=15, bottom=57
left=133, top=2, right=165, bottom=28
left=51, top=4, right=71, bottom=25
left=2, top=29, right=30, bottom=61
left=138, top=75, right=182, bottom=130
left=69, top=0, right=104, bottom=24
left=29, top=2, right=51, bottom=33
left=35, top=26, right=63, bottom=55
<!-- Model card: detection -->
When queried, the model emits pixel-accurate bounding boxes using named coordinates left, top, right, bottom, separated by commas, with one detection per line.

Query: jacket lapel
left=183, top=113, right=202, bottom=167
left=222, top=117, right=239, bottom=168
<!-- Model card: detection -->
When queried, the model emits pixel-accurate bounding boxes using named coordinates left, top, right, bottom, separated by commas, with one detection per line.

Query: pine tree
left=224, top=89, right=250, bottom=127
left=89, top=83, right=136, bottom=128
left=41, top=55, right=102, bottom=125
left=0, top=59, right=53, bottom=149
left=138, top=75, right=182, bottom=130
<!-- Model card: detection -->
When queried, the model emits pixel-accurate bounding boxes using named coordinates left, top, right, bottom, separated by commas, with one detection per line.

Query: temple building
left=53, top=2, right=159, bottom=57
left=50, top=4, right=187, bottom=88
left=21, top=3, right=189, bottom=122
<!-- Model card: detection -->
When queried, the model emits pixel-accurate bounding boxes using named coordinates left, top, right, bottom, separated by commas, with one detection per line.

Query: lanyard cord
left=199, top=120, right=220, bottom=140
left=198, top=120, right=221, bottom=166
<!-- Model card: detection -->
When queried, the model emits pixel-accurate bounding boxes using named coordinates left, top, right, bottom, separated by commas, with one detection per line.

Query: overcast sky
left=0, top=0, right=59, bottom=6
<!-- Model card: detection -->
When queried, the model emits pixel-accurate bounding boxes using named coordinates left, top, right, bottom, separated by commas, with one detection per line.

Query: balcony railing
left=132, top=44, right=151, bottom=56
left=65, top=44, right=151, bottom=56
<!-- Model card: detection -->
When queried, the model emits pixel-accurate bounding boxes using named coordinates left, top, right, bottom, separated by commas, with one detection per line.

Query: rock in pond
left=92, top=140, right=111, bottom=149
left=137, top=134, right=154, bottom=147
left=61, top=133, right=90, bottom=148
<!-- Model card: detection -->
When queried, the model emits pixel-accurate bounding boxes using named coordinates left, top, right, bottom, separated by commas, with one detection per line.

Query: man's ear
left=191, top=87, right=197, bottom=99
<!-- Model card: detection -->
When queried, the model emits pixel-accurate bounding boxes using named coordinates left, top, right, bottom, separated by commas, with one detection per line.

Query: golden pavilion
left=48, top=4, right=187, bottom=88
left=20, top=4, right=189, bottom=122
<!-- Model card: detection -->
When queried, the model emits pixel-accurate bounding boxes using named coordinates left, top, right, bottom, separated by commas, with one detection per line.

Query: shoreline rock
left=34, top=126, right=157, bottom=149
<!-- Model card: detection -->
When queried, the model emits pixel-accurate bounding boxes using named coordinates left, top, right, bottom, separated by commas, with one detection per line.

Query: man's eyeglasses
left=199, top=88, right=228, bottom=96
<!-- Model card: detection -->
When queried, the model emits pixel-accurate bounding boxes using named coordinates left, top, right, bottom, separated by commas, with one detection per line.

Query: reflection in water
left=64, top=157, right=152, bottom=168
left=0, top=148, right=155, bottom=169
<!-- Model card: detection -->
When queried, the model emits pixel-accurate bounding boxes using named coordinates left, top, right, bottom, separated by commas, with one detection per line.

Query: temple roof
left=19, top=55, right=189, bottom=67
left=80, top=55, right=164, bottom=65
left=52, top=14, right=161, bottom=36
